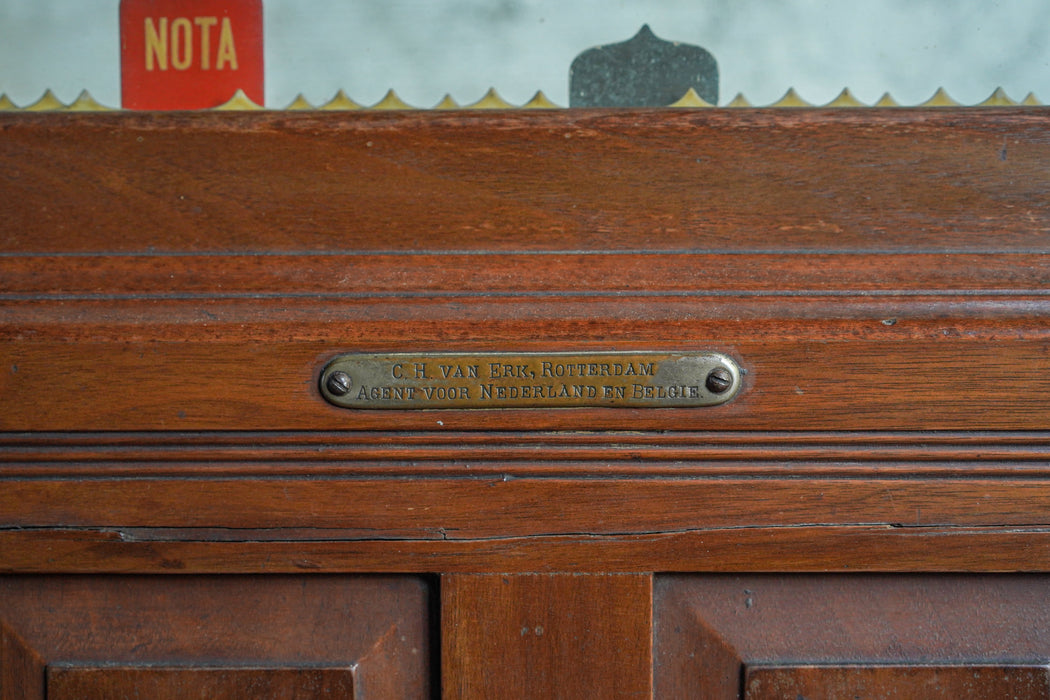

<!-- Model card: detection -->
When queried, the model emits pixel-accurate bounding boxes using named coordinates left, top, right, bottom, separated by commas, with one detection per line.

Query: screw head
left=325, top=371, right=353, bottom=396
left=705, top=367, right=734, bottom=394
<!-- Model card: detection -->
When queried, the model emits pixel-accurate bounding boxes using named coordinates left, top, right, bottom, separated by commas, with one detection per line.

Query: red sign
left=120, top=0, right=264, bottom=110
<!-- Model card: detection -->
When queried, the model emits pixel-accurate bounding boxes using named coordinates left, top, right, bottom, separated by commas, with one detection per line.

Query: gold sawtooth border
left=0, top=86, right=1043, bottom=111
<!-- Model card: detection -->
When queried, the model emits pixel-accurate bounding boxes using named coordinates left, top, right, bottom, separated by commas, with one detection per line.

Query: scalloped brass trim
left=465, top=88, right=514, bottom=109
left=214, top=89, right=264, bottom=110
left=873, top=92, right=901, bottom=107
left=1, top=86, right=1044, bottom=111
left=521, top=91, right=561, bottom=109
left=284, top=94, right=315, bottom=110
left=669, top=87, right=714, bottom=107
left=371, top=89, right=412, bottom=110
left=726, top=92, right=753, bottom=108
left=919, top=87, right=961, bottom=107
left=979, top=87, right=1017, bottom=106
left=319, top=90, right=362, bottom=110
left=66, top=90, right=112, bottom=112
left=771, top=88, right=812, bottom=107
left=433, top=94, right=461, bottom=110
left=824, top=88, right=865, bottom=108
left=24, top=89, right=66, bottom=111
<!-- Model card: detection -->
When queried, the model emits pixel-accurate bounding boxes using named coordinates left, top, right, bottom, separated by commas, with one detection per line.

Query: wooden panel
left=6, top=252, right=1050, bottom=296
left=5, top=108, right=1050, bottom=698
left=655, top=574, right=1050, bottom=699
left=4, top=111, right=1050, bottom=431
left=5, top=336, right=1050, bottom=431
left=47, top=666, right=355, bottom=700
left=2, top=110, right=1048, bottom=254
left=7, top=475, right=1050, bottom=573
left=441, top=574, right=652, bottom=699
left=1, top=622, right=46, bottom=700
left=10, top=524, right=1050, bottom=575
left=744, top=664, right=1050, bottom=700
left=0, top=576, right=431, bottom=699
left=9, top=476, right=1050, bottom=533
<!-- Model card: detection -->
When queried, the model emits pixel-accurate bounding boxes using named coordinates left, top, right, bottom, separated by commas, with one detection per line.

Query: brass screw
left=325, top=371, right=353, bottom=396
left=705, top=367, right=733, bottom=394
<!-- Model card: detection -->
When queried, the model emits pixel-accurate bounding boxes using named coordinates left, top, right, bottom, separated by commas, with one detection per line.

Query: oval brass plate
left=320, top=352, right=741, bottom=409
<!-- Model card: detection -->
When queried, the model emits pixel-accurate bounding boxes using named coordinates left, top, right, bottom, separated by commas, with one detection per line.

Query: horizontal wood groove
left=6, top=301, right=1050, bottom=341
left=6, top=432, right=1050, bottom=482
left=5, top=432, right=1050, bottom=477
left=6, top=463, right=1050, bottom=479
left=7, top=429, right=1050, bottom=445
left=9, top=291, right=1050, bottom=301
left=5, top=253, right=1050, bottom=296
left=4, top=525, right=1050, bottom=573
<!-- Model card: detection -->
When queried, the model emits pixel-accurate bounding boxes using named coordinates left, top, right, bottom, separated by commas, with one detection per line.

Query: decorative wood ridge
left=5, top=431, right=1050, bottom=478
left=0, top=85, right=1043, bottom=111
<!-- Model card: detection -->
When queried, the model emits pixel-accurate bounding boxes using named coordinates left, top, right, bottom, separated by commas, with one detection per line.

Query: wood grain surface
left=442, top=574, right=651, bottom=699
left=7, top=524, right=1050, bottom=574
left=3, top=109, right=1050, bottom=431
left=2, top=109, right=1048, bottom=254
left=0, top=575, right=433, bottom=698
left=656, top=574, right=1050, bottom=698
left=47, top=666, right=357, bottom=700
left=744, top=664, right=1050, bottom=700
left=4, top=109, right=1050, bottom=696
left=5, top=472, right=1050, bottom=572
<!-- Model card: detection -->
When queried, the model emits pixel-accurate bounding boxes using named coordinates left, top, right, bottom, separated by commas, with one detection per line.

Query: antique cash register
left=3, top=26, right=1050, bottom=699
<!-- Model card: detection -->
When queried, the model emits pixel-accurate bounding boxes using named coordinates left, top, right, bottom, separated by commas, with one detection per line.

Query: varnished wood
left=655, top=574, right=1050, bottom=698
left=2, top=110, right=1048, bottom=254
left=47, top=666, right=356, bottom=700
left=7, top=524, right=1050, bottom=574
left=5, top=338, right=1050, bottom=431
left=744, top=664, right=1050, bottom=700
left=6, top=252, right=1050, bottom=295
left=4, top=108, right=1050, bottom=696
left=3, top=110, right=1050, bottom=433
left=7, top=477, right=1050, bottom=533
left=8, top=430, right=1050, bottom=476
left=0, top=620, right=46, bottom=700
left=441, top=574, right=652, bottom=698
left=0, top=576, right=432, bottom=698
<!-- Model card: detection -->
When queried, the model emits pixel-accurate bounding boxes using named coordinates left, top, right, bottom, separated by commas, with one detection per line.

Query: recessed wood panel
left=744, top=664, right=1050, bottom=700
left=0, top=576, right=431, bottom=699
left=47, top=666, right=355, bottom=700
left=655, top=574, right=1050, bottom=699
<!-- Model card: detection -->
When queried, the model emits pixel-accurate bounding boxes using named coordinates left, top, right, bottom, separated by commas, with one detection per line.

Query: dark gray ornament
left=569, top=25, right=718, bottom=107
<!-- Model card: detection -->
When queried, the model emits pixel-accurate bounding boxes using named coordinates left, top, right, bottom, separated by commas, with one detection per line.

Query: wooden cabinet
left=3, top=107, right=1050, bottom=697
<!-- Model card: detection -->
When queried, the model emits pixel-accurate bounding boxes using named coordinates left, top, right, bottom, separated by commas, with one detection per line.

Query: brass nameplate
left=320, top=352, right=741, bottom=409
